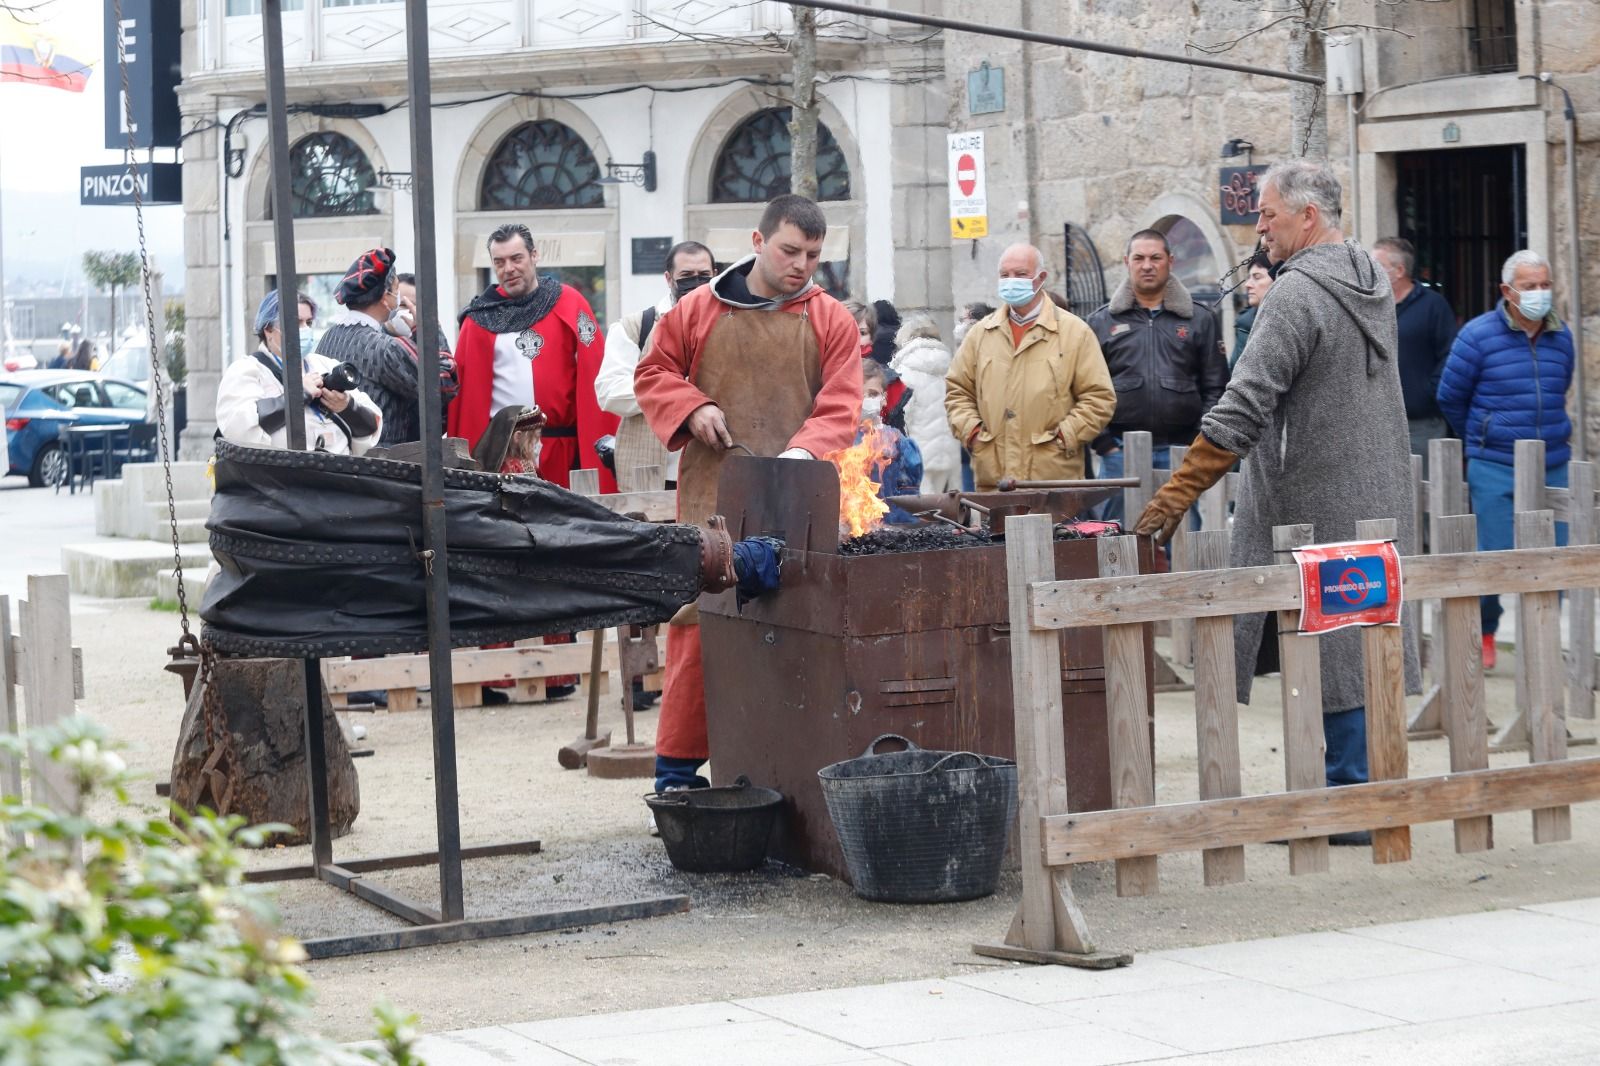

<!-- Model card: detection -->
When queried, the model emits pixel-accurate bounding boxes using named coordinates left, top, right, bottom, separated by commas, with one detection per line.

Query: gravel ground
left=71, top=599, right=1600, bottom=1042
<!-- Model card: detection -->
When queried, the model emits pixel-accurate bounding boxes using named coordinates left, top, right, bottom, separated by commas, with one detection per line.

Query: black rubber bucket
left=818, top=734, right=1018, bottom=903
left=644, top=776, right=783, bottom=873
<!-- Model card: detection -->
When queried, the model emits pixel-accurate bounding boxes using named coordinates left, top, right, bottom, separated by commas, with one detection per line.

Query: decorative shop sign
left=1218, top=165, right=1267, bottom=226
left=947, top=131, right=989, bottom=239
left=80, top=162, right=182, bottom=206
left=103, top=0, right=181, bottom=150
left=1293, top=539, right=1404, bottom=635
left=631, top=236, right=674, bottom=275
left=967, top=61, right=1005, bottom=115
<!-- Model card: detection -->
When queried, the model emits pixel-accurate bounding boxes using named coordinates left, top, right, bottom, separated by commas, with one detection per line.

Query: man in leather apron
left=636, top=194, right=863, bottom=791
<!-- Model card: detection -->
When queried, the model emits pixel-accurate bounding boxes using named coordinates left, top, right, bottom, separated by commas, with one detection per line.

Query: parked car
left=2, top=370, right=150, bottom=486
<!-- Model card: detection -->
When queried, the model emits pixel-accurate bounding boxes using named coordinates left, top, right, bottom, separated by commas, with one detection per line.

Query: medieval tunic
left=635, top=256, right=863, bottom=760
left=1200, top=239, right=1421, bottom=711
left=449, top=277, right=619, bottom=491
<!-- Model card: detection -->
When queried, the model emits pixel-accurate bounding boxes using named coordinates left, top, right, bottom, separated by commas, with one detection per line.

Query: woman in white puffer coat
left=889, top=313, right=962, bottom=492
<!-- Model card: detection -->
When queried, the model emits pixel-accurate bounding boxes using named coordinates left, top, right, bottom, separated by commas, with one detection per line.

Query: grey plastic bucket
left=817, top=733, right=1018, bottom=903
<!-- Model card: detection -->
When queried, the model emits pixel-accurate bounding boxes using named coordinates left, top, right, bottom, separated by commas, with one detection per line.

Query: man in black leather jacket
left=1086, top=229, right=1229, bottom=524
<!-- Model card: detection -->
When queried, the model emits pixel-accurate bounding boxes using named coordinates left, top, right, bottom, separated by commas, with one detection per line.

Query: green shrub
left=0, top=719, right=421, bottom=1065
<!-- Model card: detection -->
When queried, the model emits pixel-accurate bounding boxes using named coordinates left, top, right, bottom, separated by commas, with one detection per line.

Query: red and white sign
left=947, top=131, right=988, bottom=238
left=1291, top=539, right=1404, bottom=635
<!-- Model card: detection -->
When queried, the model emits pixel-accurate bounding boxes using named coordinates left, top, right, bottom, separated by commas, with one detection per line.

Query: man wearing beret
left=449, top=223, right=619, bottom=490
left=216, top=290, right=383, bottom=455
left=313, top=248, right=457, bottom=447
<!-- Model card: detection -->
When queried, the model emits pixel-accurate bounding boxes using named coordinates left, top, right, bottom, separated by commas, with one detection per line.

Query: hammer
left=995, top=476, right=1141, bottom=492
left=557, top=630, right=612, bottom=769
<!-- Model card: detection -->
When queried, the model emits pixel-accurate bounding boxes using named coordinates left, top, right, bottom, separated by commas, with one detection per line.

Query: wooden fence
left=976, top=512, right=1600, bottom=969
left=0, top=576, right=86, bottom=836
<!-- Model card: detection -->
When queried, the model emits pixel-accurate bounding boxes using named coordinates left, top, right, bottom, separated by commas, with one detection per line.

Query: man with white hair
left=1436, top=249, right=1575, bottom=668
left=1135, top=160, right=1419, bottom=819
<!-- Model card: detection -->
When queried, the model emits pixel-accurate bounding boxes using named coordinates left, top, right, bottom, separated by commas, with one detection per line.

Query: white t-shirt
left=490, top=330, right=537, bottom=415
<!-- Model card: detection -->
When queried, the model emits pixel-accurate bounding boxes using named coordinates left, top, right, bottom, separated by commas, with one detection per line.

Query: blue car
left=2, top=370, right=150, bottom=487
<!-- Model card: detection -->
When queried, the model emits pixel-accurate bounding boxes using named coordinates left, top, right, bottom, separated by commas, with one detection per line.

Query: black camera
left=321, top=362, right=360, bottom=394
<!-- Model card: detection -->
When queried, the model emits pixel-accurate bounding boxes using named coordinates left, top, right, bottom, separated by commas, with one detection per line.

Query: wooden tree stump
left=171, top=657, right=360, bottom=845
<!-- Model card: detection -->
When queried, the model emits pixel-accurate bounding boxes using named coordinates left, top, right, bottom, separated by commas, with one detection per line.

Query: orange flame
left=826, top=420, right=890, bottom=539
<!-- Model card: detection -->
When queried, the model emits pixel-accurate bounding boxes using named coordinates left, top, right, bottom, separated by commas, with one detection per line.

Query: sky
left=1, top=0, right=184, bottom=294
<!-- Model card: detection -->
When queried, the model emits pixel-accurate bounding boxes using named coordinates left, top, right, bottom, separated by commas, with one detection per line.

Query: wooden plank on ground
left=1040, top=756, right=1600, bottom=865
left=1003, top=514, right=1097, bottom=955
left=1517, top=510, right=1572, bottom=843
left=1100, top=536, right=1157, bottom=897
left=1437, top=514, right=1493, bottom=853
left=1190, top=530, right=1245, bottom=886
left=1028, top=545, right=1600, bottom=630
left=1357, top=518, right=1411, bottom=864
left=1274, top=524, right=1328, bottom=875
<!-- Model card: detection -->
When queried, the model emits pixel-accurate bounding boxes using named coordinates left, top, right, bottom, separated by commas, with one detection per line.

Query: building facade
left=175, top=0, right=947, bottom=455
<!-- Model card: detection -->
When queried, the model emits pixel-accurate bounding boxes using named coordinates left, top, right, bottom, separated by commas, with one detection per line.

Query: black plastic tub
left=644, top=776, right=783, bottom=873
left=818, top=734, right=1017, bottom=903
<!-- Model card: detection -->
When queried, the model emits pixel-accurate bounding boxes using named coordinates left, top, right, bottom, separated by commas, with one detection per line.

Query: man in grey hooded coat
left=1136, top=160, right=1420, bottom=819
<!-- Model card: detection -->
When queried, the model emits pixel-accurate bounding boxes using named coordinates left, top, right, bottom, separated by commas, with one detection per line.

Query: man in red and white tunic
left=449, top=222, right=618, bottom=491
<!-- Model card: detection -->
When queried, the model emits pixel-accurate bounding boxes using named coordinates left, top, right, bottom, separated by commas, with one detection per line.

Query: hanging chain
left=113, top=0, right=192, bottom=639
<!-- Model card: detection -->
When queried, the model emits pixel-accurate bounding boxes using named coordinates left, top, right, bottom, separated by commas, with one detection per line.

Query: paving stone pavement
left=376, top=898, right=1600, bottom=1065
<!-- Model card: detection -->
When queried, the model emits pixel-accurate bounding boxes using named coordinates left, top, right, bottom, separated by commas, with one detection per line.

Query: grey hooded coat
left=1200, top=239, right=1422, bottom=712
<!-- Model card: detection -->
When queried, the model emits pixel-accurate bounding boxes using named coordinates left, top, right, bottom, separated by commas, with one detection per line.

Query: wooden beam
left=1029, top=544, right=1600, bottom=630
left=1274, top=524, right=1328, bottom=875
left=1041, top=757, right=1600, bottom=865
left=1100, top=536, right=1158, bottom=897
left=20, top=576, right=79, bottom=824
left=321, top=634, right=665, bottom=693
left=1122, top=431, right=1153, bottom=522
left=588, top=489, right=678, bottom=523
left=1437, top=514, right=1493, bottom=854
left=1191, top=530, right=1245, bottom=886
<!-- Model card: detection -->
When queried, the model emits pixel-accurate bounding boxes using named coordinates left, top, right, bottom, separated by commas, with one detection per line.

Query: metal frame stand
left=243, top=0, right=687, bottom=959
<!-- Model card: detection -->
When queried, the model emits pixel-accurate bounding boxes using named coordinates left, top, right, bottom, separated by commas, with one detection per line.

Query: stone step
left=61, top=541, right=213, bottom=599
left=147, top=498, right=211, bottom=522
left=121, top=461, right=212, bottom=503
left=156, top=565, right=209, bottom=606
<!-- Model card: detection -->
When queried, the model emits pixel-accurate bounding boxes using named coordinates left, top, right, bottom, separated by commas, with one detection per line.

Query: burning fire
left=826, top=420, right=890, bottom=539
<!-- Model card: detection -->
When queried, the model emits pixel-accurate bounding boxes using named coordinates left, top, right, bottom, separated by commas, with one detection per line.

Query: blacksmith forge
left=700, top=456, right=1156, bottom=881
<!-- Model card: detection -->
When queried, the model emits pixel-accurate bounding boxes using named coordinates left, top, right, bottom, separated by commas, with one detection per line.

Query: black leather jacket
left=1085, top=277, right=1229, bottom=451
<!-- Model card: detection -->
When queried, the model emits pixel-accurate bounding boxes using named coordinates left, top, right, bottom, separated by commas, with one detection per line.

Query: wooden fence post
left=1273, top=523, right=1330, bottom=874
left=1565, top=460, right=1596, bottom=721
left=568, top=468, right=602, bottom=497
left=1516, top=509, right=1573, bottom=843
left=0, top=596, right=21, bottom=814
left=1437, top=514, right=1493, bottom=853
left=1191, top=529, right=1245, bottom=885
left=1100, top=535, right=1158, bottom=897
left=1411, top=437, right=1466, bottom=738
left=1356, top=518, right=1411, bottom=864
left=1169, top=444, right=1195, bottom=669
left=1122, top=431, right=1153, bottom=523
left=1508, top=439, right=1546, bottom=746
left=18, top=575, right=80, bottom=823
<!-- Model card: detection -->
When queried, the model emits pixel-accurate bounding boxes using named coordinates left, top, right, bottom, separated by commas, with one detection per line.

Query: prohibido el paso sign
left=1291, top=540, right=1403, bottom=635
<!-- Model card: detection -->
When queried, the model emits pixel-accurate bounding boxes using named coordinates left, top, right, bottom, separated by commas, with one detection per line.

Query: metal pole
left=1347, top=93, right=1361, bottom=245
left=402, top=0, right=465, bottom=923
left=1562, top=90, right=1587, bottom=462
left=260, top=0, right=305, bottom=450
left=782, top=0, right=1323, bottom=85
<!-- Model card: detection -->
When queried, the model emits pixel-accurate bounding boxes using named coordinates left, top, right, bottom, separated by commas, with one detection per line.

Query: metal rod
left=783, top=0, right=1324, bottom=85
left=1347, top=93, right=1361, bottom=245
left=1561, top=89, right=1587, bottom=462
left=997, top=477, right=1141, bottom=491
left=318, top=865, right=444, bottom=925
left=403, top=0, right=465, bottom=924
left=301, top=658, right=333, bottom=870
left=260, top=0, right=305, bottom=450
left=244, top=840, right=543, bottom=883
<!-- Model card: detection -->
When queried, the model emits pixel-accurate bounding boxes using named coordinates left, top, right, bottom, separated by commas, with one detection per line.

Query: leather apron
left=655, top=306, right=823, bottom=761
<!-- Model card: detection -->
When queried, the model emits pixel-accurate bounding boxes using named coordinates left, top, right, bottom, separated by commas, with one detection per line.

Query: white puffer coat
left=890, top=335, right=962, bottom=492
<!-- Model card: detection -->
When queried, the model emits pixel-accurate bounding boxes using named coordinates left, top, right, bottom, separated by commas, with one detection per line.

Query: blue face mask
left=998, top=276, right=1039, bottom=307
left=298, top=328, right=318, bottom=355
left=1514, top=287, right=1552, bottom=321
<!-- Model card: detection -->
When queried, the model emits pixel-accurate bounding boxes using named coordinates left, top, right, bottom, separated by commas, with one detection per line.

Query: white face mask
left=861, top=395, right=883, bottom=420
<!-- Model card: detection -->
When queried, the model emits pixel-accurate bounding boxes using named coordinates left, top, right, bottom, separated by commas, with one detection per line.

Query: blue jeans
left=1468, top=457, right=1568, bottom=635
left=960, top=447, right=975, bottom=492
left=654, top=755, right=708, bottom=793
left=1324, top=706, right=1369, bottom=787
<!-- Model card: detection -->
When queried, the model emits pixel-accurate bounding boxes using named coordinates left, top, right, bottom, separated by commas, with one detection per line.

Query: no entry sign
left=1292, top=539, right=1404, bottom=634
left=948, top=131, right=988, bottom=239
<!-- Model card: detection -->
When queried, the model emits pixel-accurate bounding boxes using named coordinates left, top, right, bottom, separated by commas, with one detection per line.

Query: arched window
left=1157, top=216, right=1221, bottom=308
left=285, top=132, right=378, bottom=218
left=479, top=120, right=604, bottom=210
left=711, top=108, right=850, bottom=204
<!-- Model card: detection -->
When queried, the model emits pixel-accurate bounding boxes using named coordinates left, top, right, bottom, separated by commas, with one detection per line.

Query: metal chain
left=113, top=0, right=192, bottom=638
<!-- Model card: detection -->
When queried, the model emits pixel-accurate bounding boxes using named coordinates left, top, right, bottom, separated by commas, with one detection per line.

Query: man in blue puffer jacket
left=1436, top=249, right=1574, bottom=667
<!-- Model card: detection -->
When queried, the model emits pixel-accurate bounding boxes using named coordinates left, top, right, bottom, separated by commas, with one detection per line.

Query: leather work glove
left=1134, top=433, right=1237, bottom=544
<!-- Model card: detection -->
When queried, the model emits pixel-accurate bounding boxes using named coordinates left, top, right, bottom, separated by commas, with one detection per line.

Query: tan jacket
left=944, top=299, right=1116, bottom=489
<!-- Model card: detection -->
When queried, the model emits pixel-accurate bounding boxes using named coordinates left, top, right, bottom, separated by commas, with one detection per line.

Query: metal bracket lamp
left=1221, top=138, right=1255, bottom=162
left=598, top=150, right=657, bottom=192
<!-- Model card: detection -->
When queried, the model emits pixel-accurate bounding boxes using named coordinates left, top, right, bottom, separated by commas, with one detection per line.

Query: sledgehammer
left=995, top=476, right=1141, bottom=492
left=557, top=631, right=611, bottom=769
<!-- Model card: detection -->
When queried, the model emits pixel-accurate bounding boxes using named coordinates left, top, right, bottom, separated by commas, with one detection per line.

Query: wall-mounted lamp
left=372, top=169, right=414, bottom=193
left=1221, top=139, right=1255, bottom=162
left=598, top=150, right=657, bottom=192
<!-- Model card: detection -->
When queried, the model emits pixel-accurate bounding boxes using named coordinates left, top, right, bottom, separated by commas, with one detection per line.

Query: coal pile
left=839, top=520, right=1119, bottom=556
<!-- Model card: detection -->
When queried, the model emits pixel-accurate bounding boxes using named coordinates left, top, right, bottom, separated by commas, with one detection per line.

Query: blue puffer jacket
left=1435, top=301, right=1574, bottom=466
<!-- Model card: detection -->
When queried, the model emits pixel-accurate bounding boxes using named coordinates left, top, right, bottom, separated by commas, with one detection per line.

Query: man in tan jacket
left=945, top=243, right=1117, bottom=490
